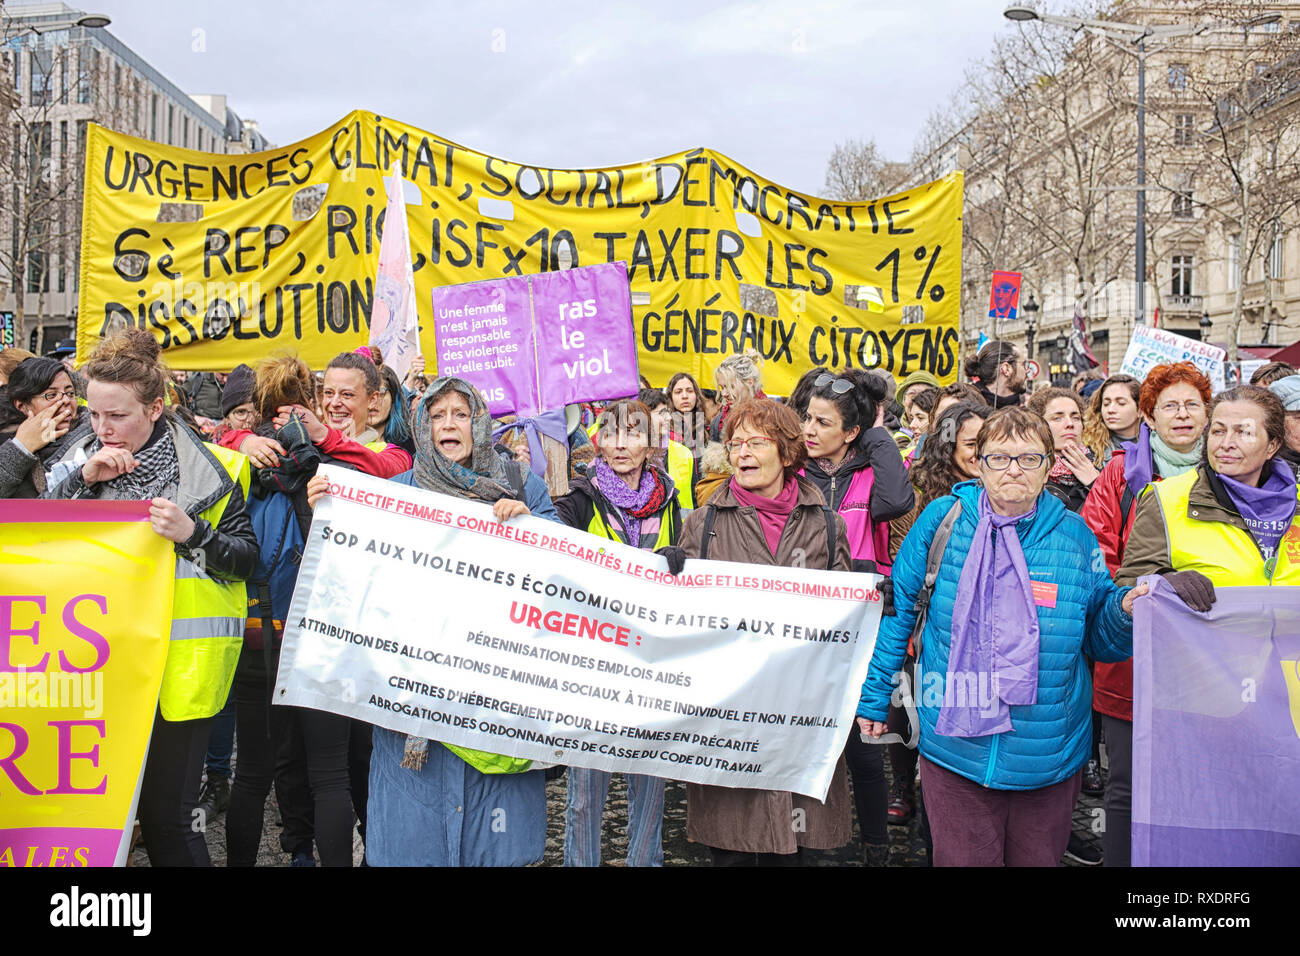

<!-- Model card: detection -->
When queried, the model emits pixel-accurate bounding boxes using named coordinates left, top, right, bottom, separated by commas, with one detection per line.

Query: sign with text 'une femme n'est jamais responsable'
left=76, top=113, right=962, bottom=391
left=431, top=261, right=639, bottom=417
left=277, top=466, right=884, bottom=799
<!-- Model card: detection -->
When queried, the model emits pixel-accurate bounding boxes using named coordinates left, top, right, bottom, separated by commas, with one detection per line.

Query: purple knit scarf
left=1217, top=460, right=1299, bottom=561
left=589, top=459, right=655, bottom=548
left=938, top=490, right=1041, bottom=738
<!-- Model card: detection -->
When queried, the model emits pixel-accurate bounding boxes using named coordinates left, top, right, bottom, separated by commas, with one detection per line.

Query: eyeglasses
left=40, top=387, right=77, bottom=403
left=227, top=407, right=257, bottom=423
left=814, top=373, right=854, bottom=395
left=980, top=452, right=1047, bottom=471
left=1157, top=400, right=1204, bottom=416
left=724, top=436, right=776, bottom=455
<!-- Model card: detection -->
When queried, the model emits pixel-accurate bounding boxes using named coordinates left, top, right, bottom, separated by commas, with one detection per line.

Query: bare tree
left=822, top=138, right=900, bottom=200
left=0, top=19, right=87, bottom=352
left=1185, top=3, right=1300, bottom=359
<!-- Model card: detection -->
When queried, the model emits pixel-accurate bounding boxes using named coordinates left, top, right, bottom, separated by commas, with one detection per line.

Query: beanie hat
left=1269, top=374, right=1300, bottom=412
left=1080, top=378, right=1104, bottom=399
left=895, top=370, right=941, bottom=406
left=221, top=363, right=255, bottom=417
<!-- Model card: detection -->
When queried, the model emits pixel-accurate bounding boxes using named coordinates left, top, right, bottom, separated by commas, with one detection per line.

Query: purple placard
left=533, top=262, right=639, bottom=410
left=432, top=276, right=537, bottom=417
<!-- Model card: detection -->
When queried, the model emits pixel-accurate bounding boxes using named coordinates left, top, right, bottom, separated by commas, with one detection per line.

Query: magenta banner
left=431, top=262, right=638, bottom=417
left=1132, top=576, right=1300, bottom=866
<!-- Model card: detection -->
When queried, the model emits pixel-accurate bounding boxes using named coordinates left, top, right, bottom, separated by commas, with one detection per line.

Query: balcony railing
left=1163, top=294, right=1203, bottom=314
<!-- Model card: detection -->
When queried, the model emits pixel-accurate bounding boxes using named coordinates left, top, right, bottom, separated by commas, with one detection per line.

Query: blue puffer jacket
left=857, top=480, right=1134, bottom=791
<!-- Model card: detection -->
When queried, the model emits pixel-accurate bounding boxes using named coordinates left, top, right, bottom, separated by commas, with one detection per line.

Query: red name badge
left=1031, top=580, right=1058, bottom=608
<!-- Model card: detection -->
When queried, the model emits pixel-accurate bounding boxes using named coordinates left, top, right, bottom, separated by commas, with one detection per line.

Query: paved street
left=133, top=747, right=1105, bottom=867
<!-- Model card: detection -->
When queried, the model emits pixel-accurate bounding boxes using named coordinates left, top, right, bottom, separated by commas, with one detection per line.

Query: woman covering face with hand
left=0, top=357, right=86, bottom=498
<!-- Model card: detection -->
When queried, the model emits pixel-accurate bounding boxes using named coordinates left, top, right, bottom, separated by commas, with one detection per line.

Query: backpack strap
left=911, top=500, right=962, bottom=662
left=822, top=505, right=837, bottom=571
left=699, top=504, right=718, bottom=561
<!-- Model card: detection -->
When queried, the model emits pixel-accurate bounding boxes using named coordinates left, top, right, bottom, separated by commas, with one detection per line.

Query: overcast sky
left=78, top=0, right=1015, bottom=195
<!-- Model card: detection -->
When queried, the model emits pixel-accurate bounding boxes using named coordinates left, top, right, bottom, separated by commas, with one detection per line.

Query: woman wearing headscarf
left=858, top=408, right=1159, bottom=866
left=672, top=397, right=854, bottom=865
left=42, top=329, right=256, bottom=866
left=555, top=399, right=682, bottom=867
left=1079, top=361, right=1211, bottom=867
left=309, top=377, right=558, bottom=865
left=0, top=356, right=87, bottom=497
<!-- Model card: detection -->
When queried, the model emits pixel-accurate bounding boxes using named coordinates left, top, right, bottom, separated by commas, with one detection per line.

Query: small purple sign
left=533, top=262, right=639, bottom=411
left=432, top=275, right=535, bottom=417
left=431, top=262, right=638, bottom=417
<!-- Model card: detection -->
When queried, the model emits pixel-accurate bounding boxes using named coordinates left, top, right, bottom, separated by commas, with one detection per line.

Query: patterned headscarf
left=411, top=377, right=514, bottom=502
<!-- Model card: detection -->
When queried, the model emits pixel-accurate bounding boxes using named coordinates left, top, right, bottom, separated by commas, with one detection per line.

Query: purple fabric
left=589, top=458, right=655, bottom=548
left=491, top=407, right=569, bottom=478
left=1216, top=460, right=1299, bottom=561
left=1131, top=577, right=1300, bottom=867
left=1121, top=423, right=1155, bottom=496
left=939, top=490, right=1040, bottom=738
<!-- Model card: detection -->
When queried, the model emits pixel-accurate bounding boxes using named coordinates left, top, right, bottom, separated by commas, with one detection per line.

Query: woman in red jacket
left=1079, top=361, right=1211, bottom=867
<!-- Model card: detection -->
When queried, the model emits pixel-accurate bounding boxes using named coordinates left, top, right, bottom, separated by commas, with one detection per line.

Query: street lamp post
left=1023, top=292, right=1039, bottom=367
left=1003, top=6, right=1209, bottom=327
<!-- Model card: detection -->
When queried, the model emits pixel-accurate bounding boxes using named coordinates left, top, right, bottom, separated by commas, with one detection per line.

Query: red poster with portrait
left=988, top=271, right=1023, bottom=323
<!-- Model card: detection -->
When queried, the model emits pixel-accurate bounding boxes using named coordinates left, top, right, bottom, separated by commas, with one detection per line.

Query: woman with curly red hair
left=1079, top=360, right=1211, bottom=867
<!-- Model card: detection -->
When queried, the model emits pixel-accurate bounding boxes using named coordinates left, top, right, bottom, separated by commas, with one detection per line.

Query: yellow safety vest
left=587, top=496, right=680, bottom=550
left=1152, top=468, right=1300, bottom=587
left=666, top=440, right=695, bottom=510
left=161, top=442, right=252, bottom=721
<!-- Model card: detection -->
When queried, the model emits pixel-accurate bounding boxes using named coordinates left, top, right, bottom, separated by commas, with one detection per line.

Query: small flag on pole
left=368, top=164, right=421, bottom=380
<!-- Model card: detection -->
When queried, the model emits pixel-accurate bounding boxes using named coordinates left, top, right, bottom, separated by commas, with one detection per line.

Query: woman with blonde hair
left=710, top=350, right=766, bottom=441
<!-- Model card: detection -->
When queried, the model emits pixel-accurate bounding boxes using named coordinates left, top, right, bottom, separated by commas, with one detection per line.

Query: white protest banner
left=1121, top=324, right=1226, bottom=392
left=276, top=466, right=884, bottom=799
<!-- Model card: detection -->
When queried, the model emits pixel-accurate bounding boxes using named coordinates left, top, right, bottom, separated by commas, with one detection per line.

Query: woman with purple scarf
left=857, top=408, right=1155, bottom=865
left=1079, top=361, right=1211, bottom=867
left=555, top=399, right=683, bottom=866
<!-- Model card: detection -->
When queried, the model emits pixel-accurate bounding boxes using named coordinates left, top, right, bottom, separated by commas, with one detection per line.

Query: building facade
left=909, top=0, right=1300, bottom=382
left=1, top=2, right=270, bottom=351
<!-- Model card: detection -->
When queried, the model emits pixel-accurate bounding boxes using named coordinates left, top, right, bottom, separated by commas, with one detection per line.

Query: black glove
left=1160, top=569, right=1216, bottom=613
left=879, top=577, right=896, bottom=617
left=657, top=546, right=687, bottom=576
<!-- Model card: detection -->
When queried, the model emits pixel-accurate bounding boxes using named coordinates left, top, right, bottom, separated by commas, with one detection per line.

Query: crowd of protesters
left=2, top=332, right=1297, bottom=869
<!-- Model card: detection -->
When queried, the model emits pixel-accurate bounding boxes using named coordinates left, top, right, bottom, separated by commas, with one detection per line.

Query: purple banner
left=432, top=275, right=535, bottom=417
left=431, top=262, right=637, bottom=417
left=1132, top=576, right=1300, bottom=866
left=533, top=262, right=639, bottom=410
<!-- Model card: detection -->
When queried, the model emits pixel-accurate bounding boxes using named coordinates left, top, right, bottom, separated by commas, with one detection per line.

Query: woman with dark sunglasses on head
left=797, top=367, right=914, bottom=865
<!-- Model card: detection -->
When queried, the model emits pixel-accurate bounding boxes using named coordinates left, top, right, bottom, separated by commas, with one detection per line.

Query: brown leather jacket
left=678, top=474, right=854, bottom=854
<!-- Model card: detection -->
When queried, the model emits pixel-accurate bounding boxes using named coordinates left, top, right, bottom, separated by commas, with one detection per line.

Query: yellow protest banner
left=77, top=111, right=962, bottom=393
left=0, top=500, right=173, bottom=867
